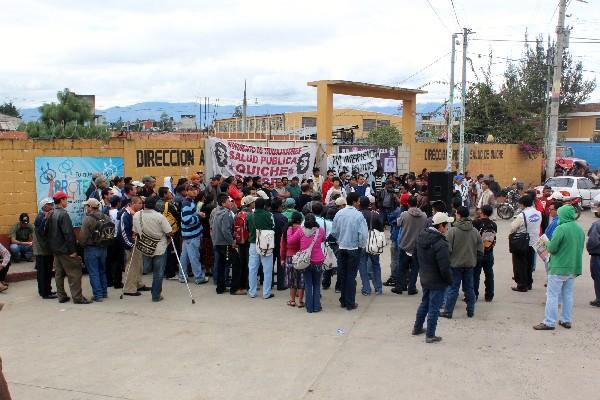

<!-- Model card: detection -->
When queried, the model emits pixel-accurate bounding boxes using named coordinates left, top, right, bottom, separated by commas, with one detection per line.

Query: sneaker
left=138, top=286, right=151, bottom=292
left=124, top=292, right=141, bottom=296
left=93, top=297, right=103, bottom=302
left=590, top=300, right=600, bottom=307
left=195, top=277, right=209, bottom=285
left=391, top=287, right=403, bottom=295
left=232, top=289, right=247, bottom=295
left=407, top=289, right=419, bottom=295
left=426, top=336, right=442, bottom=343
left=264, top=293, right=275, bottom=299
left=559, top=321, right=572, bottom=329
left=439, top=312, right=452, bottom=319
left=361, top=290, right=370, bottom=296
left=533, top=323, right=555, bottom=330
left=467, top=312, right=474, bottom=318
left=74, top=298, right=92, bottom=305
left=152, top=296, right=164, bottom=302
left=58, top=296, right=71, bottom=303
left=412, top=327, right=425, bottom=336
left=383, top=278, right=396, bottom=287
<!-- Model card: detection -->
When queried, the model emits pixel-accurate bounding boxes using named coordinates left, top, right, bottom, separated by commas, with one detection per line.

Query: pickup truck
left=536, top=176, right=600, bottom=208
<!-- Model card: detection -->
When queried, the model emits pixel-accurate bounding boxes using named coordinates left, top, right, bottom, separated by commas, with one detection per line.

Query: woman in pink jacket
left=288, top=213, right=325, bottom=313
left=281, top=212, right=304, bottom=307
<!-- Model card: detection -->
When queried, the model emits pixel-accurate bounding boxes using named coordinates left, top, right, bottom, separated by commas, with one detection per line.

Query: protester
left=453, top=175, right=469, bottom=208
left=472, top=205, right=497, bottom=302
left=106, top=196, right=124, bottom=288
left=47, top=191, right=91, bottom=304
left=510, top=195, right=542, bottom=292
left=586, top=213, right=600, bottom=308
left=312, top=167, right=324, bottom=193
left=282, top=198, right=300, bottom=221
left=358, top=196, right=384, bottom=296
left=272, top=198, right=288, bottom=291
left=9, top=213, right=34, bottom=262
left=156, top=187, right=180, bottom=280
left=351, top=174, right=372, bottom=197
left=534, top=205, right=584, bottom=330
left=488, top=174, right=502, bottom=197
left=246, top=197, right=276, bottom=299
left=234, top=195, right=255, bottom=291
left=440, top=206, right=483, bottom=319
left=213, top=193, right=246, bottom=295
left=180, top=184, right=208, bottom=284
left=392, top=196, right=428, bottom=295
left=286, top=177, right=301, bottom=202
left=322, top=199, right=341, bottom=291
left=412, top=212, right=453, bottom=343
left=476, top=180, right=495, bottom=211
left=325, top=177, right=347, bottom=204
left=0, top=244, right=9, bottom=293
left=297, top=183, right=312, bottom=211
left=33, top=198, right=55, bottom=298
left=79, top=198, right=109, bottom=302
left=140, top=175, right=157, bottom=198
left=132, top=196, right=173, bottom=302
left=288, top=213, right=326, bottom=313
left=227, top=176, right=243, bottom=208
left=332, top=192, right=368, bottom=311
left=120, top=196, right=149, bottom=296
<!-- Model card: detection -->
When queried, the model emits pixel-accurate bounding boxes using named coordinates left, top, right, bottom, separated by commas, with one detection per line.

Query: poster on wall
left=339, top=145, right=397, bottom=173
left=327, top=149, right=378, bottom=182
left=206, top=138, right=317, bottom=181
left=35, top=157, right=124, bottom=227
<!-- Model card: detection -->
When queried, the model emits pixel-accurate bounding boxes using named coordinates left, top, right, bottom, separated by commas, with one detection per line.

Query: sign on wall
left=327, top=149, right=378, bottom=182
left=339, top=145, right=397, bottom=173
left=206, top=138, right=317, bottom=181
left=35, top=157, right=124, bottom=227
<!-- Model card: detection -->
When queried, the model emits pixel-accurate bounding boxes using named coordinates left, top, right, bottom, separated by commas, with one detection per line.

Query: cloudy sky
left=1, top=0, right=598, bottom=109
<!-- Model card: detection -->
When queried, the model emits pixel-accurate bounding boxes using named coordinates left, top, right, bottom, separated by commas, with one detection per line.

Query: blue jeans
left=179, top=236, right=205, bottom=282
left=143, top=252, right=168, bottom=301
left=84, top=246, right=108, bottom=299
left=394, top=249, right=418, bottom=292
left=543, top=274, right=575, bottom=327
left=9, top=243, right=33, bottom=262
left=591, top=255, right=600, bottom=302
left=248, top=243, right=273, bottom=298
left=414, top=288, right=446, bottom=337
left=473, top=252, right=494, bottom=301
left=303, top=264, right=323, bottom=312
left=444, top=267, right=476, bottom=316
left=337, top=248, right=361, bottom=307
left=358, top=249, right=382, bottom=295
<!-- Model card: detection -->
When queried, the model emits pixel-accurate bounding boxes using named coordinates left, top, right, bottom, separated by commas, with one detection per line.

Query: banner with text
left=206, top=138, right=317, bottom=181
left=35, top=157, right=124, bottom=227
left=339, top=145, right=397, bottom=174
left=327, top=149, right=378, bottom=183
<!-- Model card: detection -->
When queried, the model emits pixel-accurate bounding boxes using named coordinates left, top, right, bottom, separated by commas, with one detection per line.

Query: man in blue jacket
left=179, top=184, right=208, bottom=284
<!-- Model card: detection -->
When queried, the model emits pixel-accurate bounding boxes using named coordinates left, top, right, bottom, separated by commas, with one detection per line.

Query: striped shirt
left=181, top=197, right=203, bottom=240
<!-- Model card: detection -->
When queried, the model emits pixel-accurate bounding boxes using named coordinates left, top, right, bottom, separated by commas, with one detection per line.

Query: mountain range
left=19, top=101, right=445, bottom=124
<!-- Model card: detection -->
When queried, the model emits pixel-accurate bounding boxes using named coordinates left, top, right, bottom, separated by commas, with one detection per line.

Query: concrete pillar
left=316, top=82, right=333, bottom=157
left=402, top=96, right=416, bottom=172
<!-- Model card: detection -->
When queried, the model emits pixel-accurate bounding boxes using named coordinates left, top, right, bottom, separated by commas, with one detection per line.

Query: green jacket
left=246, top=209, right=275, bottom=243
left=546, top=205, right=584, bottom=276
left=282, top=208, right=303, bottom=222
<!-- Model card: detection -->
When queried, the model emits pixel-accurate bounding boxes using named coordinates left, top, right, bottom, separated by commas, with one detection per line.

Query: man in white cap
left=411, top=212, right=454, bottom=343
left=33, top=198, right=56, bottom=299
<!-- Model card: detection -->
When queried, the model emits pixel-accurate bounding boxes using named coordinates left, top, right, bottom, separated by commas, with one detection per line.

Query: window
left=302, top=117, right=316, bottom=128
left=577, top=178, right=593, bottom=189
left=596, top=118, right=600, bottom=131
left=545, top=177, right=574, bottom=188
left=377, top=120, right=390, bottom=128
left=558, top=119, right=568, bottom=131
left=363, top=119, right=376, bottom=132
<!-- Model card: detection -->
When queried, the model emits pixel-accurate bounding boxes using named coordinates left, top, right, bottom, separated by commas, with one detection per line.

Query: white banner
left=327, top=149, right=378, bottom=182
left=206, top=138, right=317, bottom=181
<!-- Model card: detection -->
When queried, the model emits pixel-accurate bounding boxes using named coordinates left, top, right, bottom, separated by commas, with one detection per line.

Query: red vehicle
left=555, top=146, right=589, bottom=175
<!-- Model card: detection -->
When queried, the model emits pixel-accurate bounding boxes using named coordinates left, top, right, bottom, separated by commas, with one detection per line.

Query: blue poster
left=35, top=157, right=124, bottom=227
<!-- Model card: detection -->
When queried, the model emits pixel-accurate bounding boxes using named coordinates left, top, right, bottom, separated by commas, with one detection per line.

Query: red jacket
left=228, top=184, right=242, bottom=208
left=322, top=179, right=333, bottom=202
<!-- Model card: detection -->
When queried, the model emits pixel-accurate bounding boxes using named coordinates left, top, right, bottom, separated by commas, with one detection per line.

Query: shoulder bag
left=508, top=213, right=530, bottom=254
left=293, top=230, right=320, bottom=271
left=367, top=211, right=386, bottom=255
left=135, top=212, right=160, bottom=257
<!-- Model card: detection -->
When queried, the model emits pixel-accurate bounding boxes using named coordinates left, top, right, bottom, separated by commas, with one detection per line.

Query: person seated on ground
left=9, top=213, right=34, bottom=262
left=0, top=242, right=10, bottom=291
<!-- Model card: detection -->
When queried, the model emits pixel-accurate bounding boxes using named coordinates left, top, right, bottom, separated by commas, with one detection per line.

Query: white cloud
left=0, top=0, right=598, bottom=109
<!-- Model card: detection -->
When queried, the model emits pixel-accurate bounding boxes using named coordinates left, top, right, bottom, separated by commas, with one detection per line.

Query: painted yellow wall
left=0, top=137, right=205, bottom=233
left=410, top=142, right=542, bottom=188
left=564, top=116, right=599, bottom=140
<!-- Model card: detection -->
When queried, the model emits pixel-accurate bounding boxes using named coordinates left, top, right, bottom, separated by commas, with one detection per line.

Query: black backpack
left=90, top=214, right=116, bottom=246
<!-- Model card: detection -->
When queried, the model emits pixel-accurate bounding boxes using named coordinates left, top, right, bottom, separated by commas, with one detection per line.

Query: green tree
left=39, top=88, right=93, bottom=126
left=160, top=112, right=173, bottom=131
left=0, top=102, right=21, bottom=118
left=367, top=125, right=402, bottom=147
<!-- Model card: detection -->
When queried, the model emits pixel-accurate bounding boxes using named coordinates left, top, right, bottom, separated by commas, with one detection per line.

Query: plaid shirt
left=0, top=243, right=10, bottom=268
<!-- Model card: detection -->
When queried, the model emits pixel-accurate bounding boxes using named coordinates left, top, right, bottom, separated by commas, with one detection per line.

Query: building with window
left=559, top=103, right=600, bottom=142
left=212, top=108, right=402, bottom=139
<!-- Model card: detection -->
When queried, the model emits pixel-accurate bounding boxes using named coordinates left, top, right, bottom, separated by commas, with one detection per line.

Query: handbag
left=320, top=217, right=337, bottom=271
left=367, top=211, right=386, bottom=255
left=135, top=212, right=160, bottom=257
left=256, top=229, right=275, bottom=256
left=508, top=213, right=530, bottom=254
left=292, top=229, right=320, bottom=271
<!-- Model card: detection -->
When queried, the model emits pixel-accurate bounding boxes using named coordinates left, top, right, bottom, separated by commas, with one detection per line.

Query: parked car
left=536, top=176, right=600, bottom=208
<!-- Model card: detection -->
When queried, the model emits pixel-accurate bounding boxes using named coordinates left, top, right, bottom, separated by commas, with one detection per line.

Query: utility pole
left=543, top=35, right=553, bottom=162
left=545, top=0, right=568, bottom=179
left=242, top=80, right=248, bottom=134
left=458, top=27, right=471, bottom=174
left=446, top=33, right=458, bottom=171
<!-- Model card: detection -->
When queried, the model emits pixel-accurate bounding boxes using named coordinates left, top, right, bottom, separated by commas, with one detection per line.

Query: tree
left=367, top=125, right=402, bottom=147
left=0, top=102, right=21, bottom=118
left=39, top=88, right=93, bottom=126
left=160, top=112, right=173, bottom=131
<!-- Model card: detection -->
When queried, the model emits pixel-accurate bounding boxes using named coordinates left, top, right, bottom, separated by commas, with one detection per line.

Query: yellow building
left=559, top=103, right=600, bottom=142
left=213, top=108, right=402, bottom=139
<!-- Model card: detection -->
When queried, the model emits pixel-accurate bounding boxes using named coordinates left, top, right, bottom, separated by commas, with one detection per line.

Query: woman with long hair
left=288, top=213, right=326, bottom=313
left=281, top=212, right=304, bottom=307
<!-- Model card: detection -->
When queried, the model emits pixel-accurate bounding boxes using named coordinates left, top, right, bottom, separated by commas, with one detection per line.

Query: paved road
left=1, top=211, right=600, bottom=400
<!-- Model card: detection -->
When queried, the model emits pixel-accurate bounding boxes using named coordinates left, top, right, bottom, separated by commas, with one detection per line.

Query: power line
left=396, top=52, right=451, bottom=85
left=449, top=0, right=462, bottom=29
left=424, top=0, right=452, bottom=33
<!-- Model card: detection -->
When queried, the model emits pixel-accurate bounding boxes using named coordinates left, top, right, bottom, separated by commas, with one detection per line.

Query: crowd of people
left=0, top=166, right=599, bottom=344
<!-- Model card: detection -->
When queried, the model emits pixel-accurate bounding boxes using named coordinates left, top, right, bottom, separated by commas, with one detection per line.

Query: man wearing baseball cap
left=46, top=191, right=91, bottom=304
left=140, top=175, right=157, bottom=198
left=9, top=213, right=34, bottom=263
left=411, top=212, right=453, bottom=343
left=33, top=198, right=56, bottom=299
left=80, top=198, right=109, bottom=302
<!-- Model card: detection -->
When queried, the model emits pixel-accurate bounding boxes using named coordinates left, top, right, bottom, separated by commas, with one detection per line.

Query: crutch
left=120, top=239, right=138, bottom=300
left=171, top=236, right=196, bottom=304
